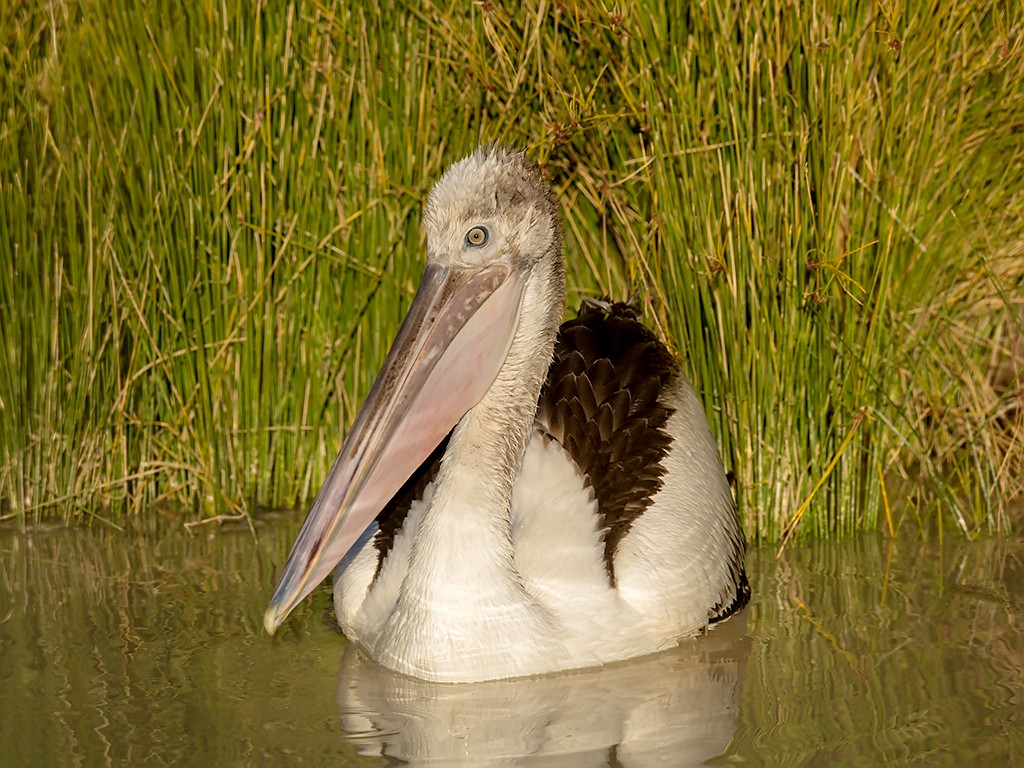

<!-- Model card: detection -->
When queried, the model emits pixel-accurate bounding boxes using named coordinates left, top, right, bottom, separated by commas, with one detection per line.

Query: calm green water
left=1, top=515, right=1020, bottom=766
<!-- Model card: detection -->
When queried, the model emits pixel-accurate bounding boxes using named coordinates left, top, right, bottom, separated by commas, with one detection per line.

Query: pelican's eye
left=465, top=226, right=489, bottom=248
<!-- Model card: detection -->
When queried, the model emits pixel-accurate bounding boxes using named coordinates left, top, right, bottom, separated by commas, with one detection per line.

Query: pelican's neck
left=402, top=262, right=563, bottom=609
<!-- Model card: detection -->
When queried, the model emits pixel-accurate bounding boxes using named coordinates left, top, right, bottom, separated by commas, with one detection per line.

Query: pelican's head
left=422, top=145, right=561, bottom=276
left=263, top=147, right=564, bottom=635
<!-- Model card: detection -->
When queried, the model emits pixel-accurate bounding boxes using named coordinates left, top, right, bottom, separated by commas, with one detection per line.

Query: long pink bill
left=264, top=262, right=526, bottom=634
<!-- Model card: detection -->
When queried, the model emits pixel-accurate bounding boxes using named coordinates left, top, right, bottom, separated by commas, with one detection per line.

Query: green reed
left=1, top=0, right=1021, bottom=539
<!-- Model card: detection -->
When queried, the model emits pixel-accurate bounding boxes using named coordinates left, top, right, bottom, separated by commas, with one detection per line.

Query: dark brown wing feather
left=710, top=568, right=750, bottom=624
left=534, top=301, right=677, bottom=585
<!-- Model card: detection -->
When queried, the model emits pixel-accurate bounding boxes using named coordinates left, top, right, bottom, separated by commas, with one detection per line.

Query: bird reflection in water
left=335, top=612, right=751, bottom=767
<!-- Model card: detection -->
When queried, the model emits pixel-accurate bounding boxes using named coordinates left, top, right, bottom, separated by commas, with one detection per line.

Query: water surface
left=1, top=514, right=1020, bottom=765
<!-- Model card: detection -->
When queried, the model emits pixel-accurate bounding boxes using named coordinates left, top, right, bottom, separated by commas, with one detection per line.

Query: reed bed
left=1, top=0, right=1021, bottom=540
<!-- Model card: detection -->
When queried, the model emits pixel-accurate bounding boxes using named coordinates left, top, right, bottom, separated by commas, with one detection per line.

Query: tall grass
left=633, top=2, right=1024, bottom=539
left=1, top=0, right=1021, bottom=540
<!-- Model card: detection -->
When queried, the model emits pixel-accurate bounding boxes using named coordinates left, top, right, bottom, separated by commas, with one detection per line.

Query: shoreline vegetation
left=1, top=1, right=1021, bottom=541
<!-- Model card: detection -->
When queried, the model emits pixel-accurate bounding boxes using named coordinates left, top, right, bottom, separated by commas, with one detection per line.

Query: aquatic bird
left=264, top=146, right=749, bottom=683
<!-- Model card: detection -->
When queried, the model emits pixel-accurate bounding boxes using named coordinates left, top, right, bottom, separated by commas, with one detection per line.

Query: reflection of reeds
left=1, top=2, right=1021, bottom=538
left=0, top=519, right=363, bottom=766
left=731, top=535, right=1024, bottom=764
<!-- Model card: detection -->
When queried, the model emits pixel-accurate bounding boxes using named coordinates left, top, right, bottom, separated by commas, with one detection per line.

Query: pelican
left=264, top=146, right=749, bottom=683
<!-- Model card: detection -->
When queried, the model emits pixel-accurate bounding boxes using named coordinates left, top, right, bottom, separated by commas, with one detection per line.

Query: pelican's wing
left=533, top=301, right=678, bottom=585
